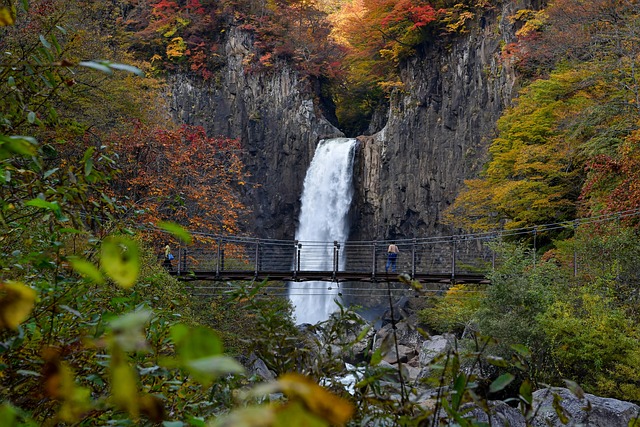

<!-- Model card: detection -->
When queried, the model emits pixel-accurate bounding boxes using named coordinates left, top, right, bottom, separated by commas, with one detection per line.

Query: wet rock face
left=351, top=2, right=531, bottom=241
left=167, top=28, right=343, bottom=239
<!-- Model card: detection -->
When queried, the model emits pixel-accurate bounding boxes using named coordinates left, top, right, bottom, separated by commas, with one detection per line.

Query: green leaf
left=107, top=62, right=145, bottom=76
left=519, top=378, right=533, bottom=405
left=59, top=305, right=83, bottom=318
left=43, top=167, right=59, bottom=179
left=552, top=392, right=569, bottom=424
left=489, top=373, right=515, bottom=393
left=209, top=406, right=275, bottom=427
left=451, top=373, right=466, bottom=409
left=78, top=61, right=113, bottom=74
left=185, top=416, right=205, bottom=427
left=110, top=310, right=152, bottom=332
left=39, top=34, right=51, bottom=49
left=185, top=356, right=244, bottom=382
left=50, top=33, right=61, bottom=55
left=157, top=221, right=193, bottom=244
left=100, top=236, right=139, bottom=288
left=111, top=352, right=140, bottom=417
left=84, top=158, right=93, bottom=177
left=485, top=355, right=509, bottom=368
left=110, top=310, right=153, bottom=351
left=162, top=422, right=185, bottom=427
left=510, top=344, right=530, bottom=357
left=170, top=324, right=223, bottom=360
left=170, top=324, right=243, bottom=384
left=370, top=346, right=382, bottom=366
left=25, top=198, right=64, bottom=220
left=27, top=111, right=36, bottom=124
left=0, top=404, right=17, bottom=426
left=275, top=401, right=325, bottom=427
left=355, top=324, right=371, bottom=342
left=0, top=135, right=37, bottom=159
left=563, top=379, right=584, bottom=399
left=69, top=257, right=105, bottom=284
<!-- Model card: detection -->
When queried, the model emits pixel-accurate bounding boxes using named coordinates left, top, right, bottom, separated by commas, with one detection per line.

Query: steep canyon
left=168, top=1, right=537, bottom=241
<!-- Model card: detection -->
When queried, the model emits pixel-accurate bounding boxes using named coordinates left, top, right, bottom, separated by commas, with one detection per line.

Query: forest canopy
left=1, top=0, right=640, bottom=425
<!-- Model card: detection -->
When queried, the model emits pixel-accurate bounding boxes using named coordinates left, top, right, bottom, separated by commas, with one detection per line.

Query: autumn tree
left=330, top=0, right=490, bottom=134
left=110, top=123, right=250, bottom=238
left=444, top=68, right=595, bottom=232
left=580, top=129, right=640, bottom=222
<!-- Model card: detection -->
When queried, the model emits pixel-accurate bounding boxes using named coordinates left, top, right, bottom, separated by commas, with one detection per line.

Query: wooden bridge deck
left=166, top=236, right=497, bottom=284
left=169, top=269, right=489, bottom=283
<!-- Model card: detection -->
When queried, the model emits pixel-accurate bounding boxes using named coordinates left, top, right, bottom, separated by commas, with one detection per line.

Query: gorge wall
left=352, top=1, right=534, bottom=240
left=168, top=28, right=342, bottom=239
left=168, top=1, right=536, bottom=240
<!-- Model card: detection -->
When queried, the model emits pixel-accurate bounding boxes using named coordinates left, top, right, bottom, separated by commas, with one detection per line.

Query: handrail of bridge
left=161, top=206, right=640, bottom=244
left=162, top=207, right=640, bottom=283
left=169, top=236, right=496, bottom=283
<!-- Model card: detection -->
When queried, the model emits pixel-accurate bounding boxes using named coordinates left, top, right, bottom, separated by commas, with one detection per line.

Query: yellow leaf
left=0, top=7, right=14, bottom=26
left=42, top=348, right=91, bottom=422
left=100, top=236, right=139, bottom=288
left=209, top=406, right=275, bottom=427
left=110, top=347, right=140, bottom=418
left=276, top=373, right=354, bottom=426
left=0, top=282, right=36, bottom=330
left=69, top=257, right=105, bottom=284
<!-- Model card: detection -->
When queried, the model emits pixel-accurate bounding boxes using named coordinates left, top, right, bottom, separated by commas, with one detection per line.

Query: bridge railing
left=175, top=235, right=500, bottom=280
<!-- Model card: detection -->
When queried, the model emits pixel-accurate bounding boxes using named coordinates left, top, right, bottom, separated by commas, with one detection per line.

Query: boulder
left=419, top=334, right=453, bottom=366
left=532, top=387, right=640, bottom=427
left=461, top=401, right=526, bottom=427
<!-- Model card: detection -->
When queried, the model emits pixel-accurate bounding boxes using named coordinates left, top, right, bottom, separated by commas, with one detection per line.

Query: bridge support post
left=573, top=220, right=578, bottom=277
left=451, top=237, right=457, bottom=282
left=533, top=227, right=538, bottom=267
left=492, top=240, right=496, bottom=272
left=411, top=238, right=417, bottom=279
left=177, top=247, right=181, bottom=275
left=216, top=237, right=222, bottom=278
left=254, top=239, right=260, bottom=278
left=294, top=240, right=300, bottom=280
left=372, top=241, right=377, bottom=280
left=333, top=241, right=339, bottom=281
left=178, top=247, right=187, bottom=275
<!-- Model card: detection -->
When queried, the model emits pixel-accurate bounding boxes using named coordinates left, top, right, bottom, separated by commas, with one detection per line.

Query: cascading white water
left=289, top=137, right=358, bottom=325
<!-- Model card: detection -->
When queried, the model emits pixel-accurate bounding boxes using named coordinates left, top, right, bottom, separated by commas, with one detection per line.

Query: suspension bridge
left=168, top=235, right=495, bottom=284
left=165, top=207, right=640, bottom=286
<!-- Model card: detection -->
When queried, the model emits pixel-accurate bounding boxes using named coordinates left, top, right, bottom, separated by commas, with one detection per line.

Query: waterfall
left=289, top=137, right=358, bottom=325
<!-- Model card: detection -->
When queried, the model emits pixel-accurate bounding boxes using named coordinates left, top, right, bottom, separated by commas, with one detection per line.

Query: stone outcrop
left=532, top=387, right=640, bottom=427
left=351, top=1, right=534, bottom=240
left=167, top=27, right=342, bottom=239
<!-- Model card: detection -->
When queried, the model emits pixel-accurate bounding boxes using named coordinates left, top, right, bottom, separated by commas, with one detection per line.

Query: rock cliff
left=351, top=1, right=533, bottom=240
left=167, top=28, right=342, bottom=239
left=167, top=2, right=537, bottom=240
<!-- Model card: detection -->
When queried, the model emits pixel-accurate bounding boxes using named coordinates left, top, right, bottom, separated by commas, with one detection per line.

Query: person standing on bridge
left=386, top=242, right=399, bottom=273
left=163, top=243, right=174, bottom=270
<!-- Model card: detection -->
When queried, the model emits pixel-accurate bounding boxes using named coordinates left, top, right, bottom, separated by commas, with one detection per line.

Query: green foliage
left=419, top=284, right=486, bottom=335
left=454, top=234, right=640, bottom=401
left=538, top=287, right=640, bottom=401
left=479, top=244, right=558, bottom=355
left=446, top=67, right=595, bottom=231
